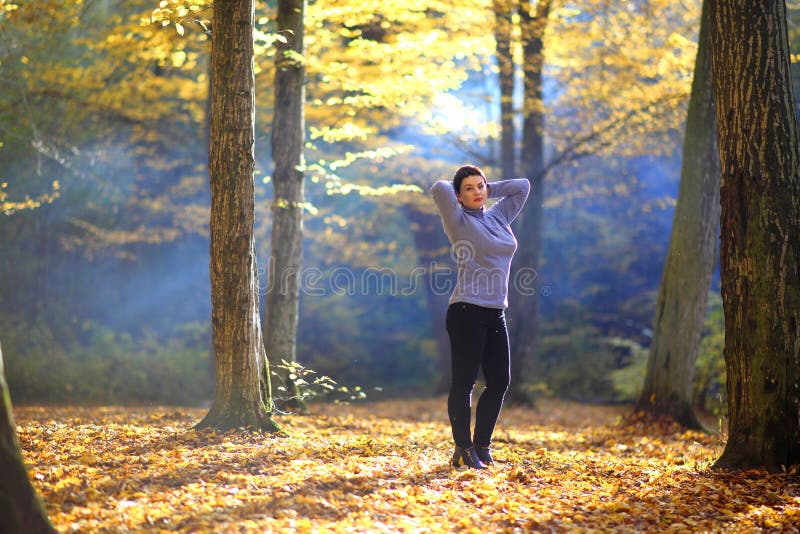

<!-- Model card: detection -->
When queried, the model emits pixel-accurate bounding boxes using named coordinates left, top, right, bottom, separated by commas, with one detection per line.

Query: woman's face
left=457, top=174, right=487, bottom=210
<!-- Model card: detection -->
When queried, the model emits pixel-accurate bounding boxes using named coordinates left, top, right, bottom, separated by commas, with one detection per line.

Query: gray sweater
left=431, top=178, right=531, bottom=309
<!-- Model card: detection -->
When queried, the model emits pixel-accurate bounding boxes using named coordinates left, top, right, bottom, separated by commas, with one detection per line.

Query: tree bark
left=264, top=0, right=307, bottom=412
left=709, top=0, right=800, bottom=472
left=0, top=342, right=55, bottom=534
left=507, top=0, right=551, bottom=405
left=197, top=0, right=279, bottom=431
left=636, top=0, right=719, bottom=430
left=493, top=0, right=517, bottom=178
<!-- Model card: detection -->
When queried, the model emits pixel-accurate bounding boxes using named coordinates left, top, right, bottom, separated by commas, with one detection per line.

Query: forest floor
left=16, top=397, right=800, bottom=533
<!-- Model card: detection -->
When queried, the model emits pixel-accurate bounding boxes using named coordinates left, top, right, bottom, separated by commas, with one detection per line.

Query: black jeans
left=446, top=302, right=510, bottom=449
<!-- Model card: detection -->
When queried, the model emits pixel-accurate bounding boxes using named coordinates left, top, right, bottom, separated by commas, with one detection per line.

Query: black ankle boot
left=476, top=446, right=494, bottom=465
left=452, top=446, right=487, bottom=469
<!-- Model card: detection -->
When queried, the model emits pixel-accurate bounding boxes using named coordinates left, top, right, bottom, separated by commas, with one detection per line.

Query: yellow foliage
left=0, top=180, right=60, bottom=215
left=545, top=0, right=700, bottom=158
left=0, top=0, right=18, bottom=13
left=310, top=124, right=375, bottom=143
left=0, top=0, right=702, bottom=251
left=148, top=0, right=209, bottom=34
left=304, top=0, right=493, bottom=124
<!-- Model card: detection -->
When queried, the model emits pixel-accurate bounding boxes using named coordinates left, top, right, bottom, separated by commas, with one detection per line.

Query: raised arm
left=488, top=178, right=530, bottom=224
left=430, top=180, right=462, bottom=239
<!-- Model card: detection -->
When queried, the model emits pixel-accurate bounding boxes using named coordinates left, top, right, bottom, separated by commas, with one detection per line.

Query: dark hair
left=452, top=164, right=487, bottom=194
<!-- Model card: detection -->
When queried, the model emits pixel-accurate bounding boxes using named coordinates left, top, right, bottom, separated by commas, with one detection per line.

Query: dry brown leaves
left=15, top=397, right=800, bottom=533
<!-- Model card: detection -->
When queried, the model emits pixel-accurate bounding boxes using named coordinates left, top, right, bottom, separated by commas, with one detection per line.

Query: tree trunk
left=264, top=0, right=307, bottom=412
left=0, top=342, right=55, bottom=534
left=507, top=0, right=551, bottom=405
left=709, top=0, right=800, bottom=472
left=403, top=206, right=453, bottom=394
left=493, top=0, right=517, bottom=178
left=636, top=0, right=719, bottom=430
left=196, top=0, right=279, bottom=431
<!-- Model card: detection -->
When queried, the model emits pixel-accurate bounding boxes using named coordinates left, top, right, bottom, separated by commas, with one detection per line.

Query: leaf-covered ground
left=15, top=397, right=800, bottom=533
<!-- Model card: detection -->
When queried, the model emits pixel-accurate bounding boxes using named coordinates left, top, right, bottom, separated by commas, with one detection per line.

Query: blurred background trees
left=2, top=0, right=790, bottom=415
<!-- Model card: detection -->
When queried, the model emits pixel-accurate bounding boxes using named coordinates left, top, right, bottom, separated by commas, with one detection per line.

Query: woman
left=431, top=164, right=530, bottom=469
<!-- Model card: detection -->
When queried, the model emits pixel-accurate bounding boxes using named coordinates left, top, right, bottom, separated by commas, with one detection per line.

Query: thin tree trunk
left=264, top=0, right=307, bottom=412
left=197, top=0, right=279, bottom=431
left=636, top=0, right=719, bottom=430
left=493, top=0, right=516, bottom=178
left=403, top=206, right=452, bottom=393
left=709, top=0, right=800, bottom=472
left=0, top=342, right=55, bottom=534
left=507, top=0, right=551, bottom=405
